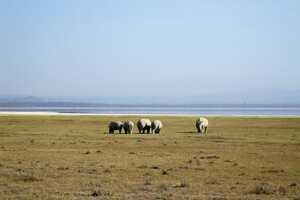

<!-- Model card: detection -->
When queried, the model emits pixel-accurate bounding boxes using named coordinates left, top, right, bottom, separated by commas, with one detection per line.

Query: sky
left=1, top=0, right=300, bottom=104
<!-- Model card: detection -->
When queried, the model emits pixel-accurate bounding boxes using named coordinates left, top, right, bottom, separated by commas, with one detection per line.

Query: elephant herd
left=108, top=118, right=162, bottom=134
left=108, top=117, right=208, bottom=134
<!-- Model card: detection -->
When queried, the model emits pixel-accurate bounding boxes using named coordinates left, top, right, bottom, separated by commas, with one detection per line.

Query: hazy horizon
left=1, top=95, right=300, bottom=106
left=1, top=1, right=300, bottom=104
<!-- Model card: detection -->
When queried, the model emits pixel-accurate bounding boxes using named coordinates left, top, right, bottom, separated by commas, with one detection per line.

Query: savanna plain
left=0, top=115, right=300, bottom=200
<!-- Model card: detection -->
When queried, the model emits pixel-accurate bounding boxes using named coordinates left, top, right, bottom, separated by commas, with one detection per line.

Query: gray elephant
left=108, top=121, right=123, bottom=134
left=137, top=118, right=151, bottom=134
left=123, top=121, right=134, bottom=134
left=195, top=117, right=208, bottom=134
left=151, top=120, right=163, bottom=134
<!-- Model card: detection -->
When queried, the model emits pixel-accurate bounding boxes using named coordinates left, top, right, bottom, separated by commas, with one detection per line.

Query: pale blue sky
left=1, top=0, right=299, bottom=104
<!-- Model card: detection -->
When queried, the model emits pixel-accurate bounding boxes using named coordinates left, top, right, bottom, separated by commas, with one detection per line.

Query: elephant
left=195, top=117, right=208, bottom=134
left=151, top=120, right=163, bottom=134
left=123, top=121, right=134, bottom=134
left=137, top=118, right=151, bottom=134
left=108, top=121, right=123, bottom=134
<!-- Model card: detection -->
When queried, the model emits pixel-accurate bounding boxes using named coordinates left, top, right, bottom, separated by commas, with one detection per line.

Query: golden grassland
left=0, top=115, right=300, bottom=200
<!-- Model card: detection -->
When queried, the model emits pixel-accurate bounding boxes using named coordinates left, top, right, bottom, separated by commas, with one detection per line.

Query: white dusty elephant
left=137, top=118, right=151, bottom=134
left=151, top=120, right=163, bottom=134
left=195, top=117, right=208, bottom=134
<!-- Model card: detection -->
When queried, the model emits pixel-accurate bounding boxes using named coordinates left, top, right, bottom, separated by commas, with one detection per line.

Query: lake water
left=1, top=105, right=300, bottom=116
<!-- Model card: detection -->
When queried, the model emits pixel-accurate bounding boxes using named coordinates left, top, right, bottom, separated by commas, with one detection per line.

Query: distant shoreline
left=0, top=111, right=300, bottom=118
left=1, top=104, right=300, bottom=116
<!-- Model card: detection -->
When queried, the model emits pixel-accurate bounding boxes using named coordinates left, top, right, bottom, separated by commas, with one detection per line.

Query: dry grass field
left=0, top=115, right=300, bottom=200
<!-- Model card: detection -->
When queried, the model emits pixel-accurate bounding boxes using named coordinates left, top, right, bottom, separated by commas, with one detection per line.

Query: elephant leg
left=111, top=128, right=115, bottom=134
left=202, top=125, right=206, bottom=134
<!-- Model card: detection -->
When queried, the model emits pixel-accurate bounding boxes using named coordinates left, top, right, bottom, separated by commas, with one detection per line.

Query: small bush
left=173, top=180, right=189, bottom=188
left=144, top=178, right=152, bottom=186
left=290, top=183, right=297, bottom=187
left=248, top=183, right=274, bottom=195
left=161, top=170, right=168, bottom=175
left=278, top=186, right=287, bottom=195
left=158, top=184, right=168, bottom=191
left=151, top=165, right=160, bottom=169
